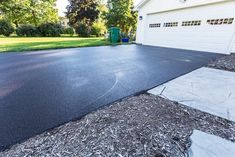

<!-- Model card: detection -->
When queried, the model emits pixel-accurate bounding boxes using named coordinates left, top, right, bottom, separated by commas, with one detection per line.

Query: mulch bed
left=1, top=94, right=235, bottom=157
left=208, top=53, right=235, bottom=72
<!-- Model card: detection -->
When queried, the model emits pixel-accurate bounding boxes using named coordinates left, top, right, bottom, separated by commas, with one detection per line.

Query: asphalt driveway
left=0, top=45, right=222, bottom=150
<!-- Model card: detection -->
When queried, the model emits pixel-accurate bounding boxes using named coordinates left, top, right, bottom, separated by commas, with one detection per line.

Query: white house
left=136, top=0, right=235, bottom=54
left=59, top=17, right=70, bottom=28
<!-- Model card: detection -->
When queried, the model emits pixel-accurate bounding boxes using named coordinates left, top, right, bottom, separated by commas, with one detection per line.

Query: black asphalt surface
left=0, top=45, right=222, bottom=150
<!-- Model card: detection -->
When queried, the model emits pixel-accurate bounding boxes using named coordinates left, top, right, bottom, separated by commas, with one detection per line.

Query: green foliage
left=91, top=21, right=106, bottom=37
left=120, top=30, right=135, bottom=41
left=128, top=30, right=136, bottom=41
left=0, top=0, right=59, bottom=27
left=0, top=19, right=14, bottom=36
left=105, top=0, right=137, bottom=34
left=38, top=23, right=63, bottom=37
left=0, top=0, right=25, bottom=27
left=91, top=2, right=107, bottom=37
left=63, top=27, right=75, bottom=36
left=75, top=23, right=90, bottom=37
left=66, top=0, right=100, bottom=37
left=16, top=24, right=38, bottom=37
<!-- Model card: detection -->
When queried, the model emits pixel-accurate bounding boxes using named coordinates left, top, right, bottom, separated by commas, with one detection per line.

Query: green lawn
left=0, top=37, right=111, bottom=52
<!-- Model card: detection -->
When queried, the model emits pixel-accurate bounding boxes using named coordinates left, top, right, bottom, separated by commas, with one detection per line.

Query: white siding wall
left=135, top=0, right=235, bottom=54
left=137, top=0, right=229, bottom=14
left=136, top=10, right=146, bottom=44
left=232, top=41, right=235, bottom=53
left=143, top=2, right=235, bottom=53
left=136, top=0, right=232, bottom=44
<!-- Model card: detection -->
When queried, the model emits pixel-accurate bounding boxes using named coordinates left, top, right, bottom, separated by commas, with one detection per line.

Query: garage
left=136, top=0, right=235, bottom=54
left=232, top=39, right=235, bottom=53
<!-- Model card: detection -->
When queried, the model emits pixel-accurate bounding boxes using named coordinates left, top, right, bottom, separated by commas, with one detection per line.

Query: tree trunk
left=14, top=21, right=19, bottom=27
left=32, top=10, right=37, bottom=26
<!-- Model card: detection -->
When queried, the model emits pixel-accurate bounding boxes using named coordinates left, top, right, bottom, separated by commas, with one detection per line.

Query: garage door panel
left=143, top=2, right=235, bottom=53
left=145, top=30, right=232, bottom=46
left=145, top=42, right=226, bottom=53
left=232, top=46, right=235, bottom=53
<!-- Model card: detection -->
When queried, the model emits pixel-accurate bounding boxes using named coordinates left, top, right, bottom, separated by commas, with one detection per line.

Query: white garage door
left=143, top=2, right=235, bottom=54
left=232, top=40, right=235, bottom=53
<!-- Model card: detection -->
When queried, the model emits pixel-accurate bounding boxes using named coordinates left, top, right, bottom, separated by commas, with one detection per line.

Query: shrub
left=16, top=24, right=38, bottom=37
left=64, top=27, right=75, bottom=36
left=120, top=31, right=136, bottom=41
left=38, top=23, right=63, bottom=37
left=121, top=32, right=128, bottom=38
left=0, top=20, right=14, bottom=37
left=75, top=23, right=91, bottom=37
left=91, top=22, right=106, bottom=37
left=129, top=31, right=136, bottom=41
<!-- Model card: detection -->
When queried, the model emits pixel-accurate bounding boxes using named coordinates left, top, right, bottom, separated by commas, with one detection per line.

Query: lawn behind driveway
left=0, top=37, right=110, bottom=52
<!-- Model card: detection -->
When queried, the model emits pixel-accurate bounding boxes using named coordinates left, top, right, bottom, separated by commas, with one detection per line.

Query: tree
left=0, top=0, right=27, bottom=27
left=0, top=2, right=4, bottom=19
left=0, top=0, right=59, bottom=27
left=66, top=0, right=100, bottom=36
left=26, top=0, right=59, bottom=26
left=91, top=1, right=107, bottom=37
left=105, top=0, right=137, bottom=35
left=0, top=13, right=3, bottom=19
left=91, top=21, right=106, bottom=37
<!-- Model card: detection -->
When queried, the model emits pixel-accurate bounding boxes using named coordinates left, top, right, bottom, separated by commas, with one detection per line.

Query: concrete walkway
left=149, top=66, right=235, bottom=157
left=149, top=67, right=235, bottom=122
left=189, top=130, right=235, bottom=157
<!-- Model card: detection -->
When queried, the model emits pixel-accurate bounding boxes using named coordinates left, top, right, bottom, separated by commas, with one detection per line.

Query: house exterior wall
left=136, top=0, right=235, bottom=54
left=230, top=28, right=235, bottom=53
left=60, top=18, right=70, bottom=28
left=136, top=0, right=230, bottom=13
left=136, top=0, right=232, bottom=44
left=232, top=40, right=235, bottom=53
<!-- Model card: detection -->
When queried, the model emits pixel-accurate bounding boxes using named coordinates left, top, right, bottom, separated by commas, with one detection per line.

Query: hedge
left=0, top=20, right=14, bottom=37
left=16, top=24, right=39, bottom=37
left=38, top=23, right=63, bottom=37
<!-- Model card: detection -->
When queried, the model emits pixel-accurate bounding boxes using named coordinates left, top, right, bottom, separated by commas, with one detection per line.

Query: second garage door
left=143, top=2, right=235, bottom=54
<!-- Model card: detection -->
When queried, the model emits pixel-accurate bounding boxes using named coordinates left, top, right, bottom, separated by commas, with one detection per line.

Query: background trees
left=0, top=0, right=27, bottom=27
left=0, top=0, right=138, bottom=38
left=91, top=1, right=107, bottom=37
left=26, top=0, right=59, bottom=26
left=66, top=0, right=100, bottom=37
left=105, top=0, right=137, bottom=35
left=0, top=0, right=59, bottom=27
